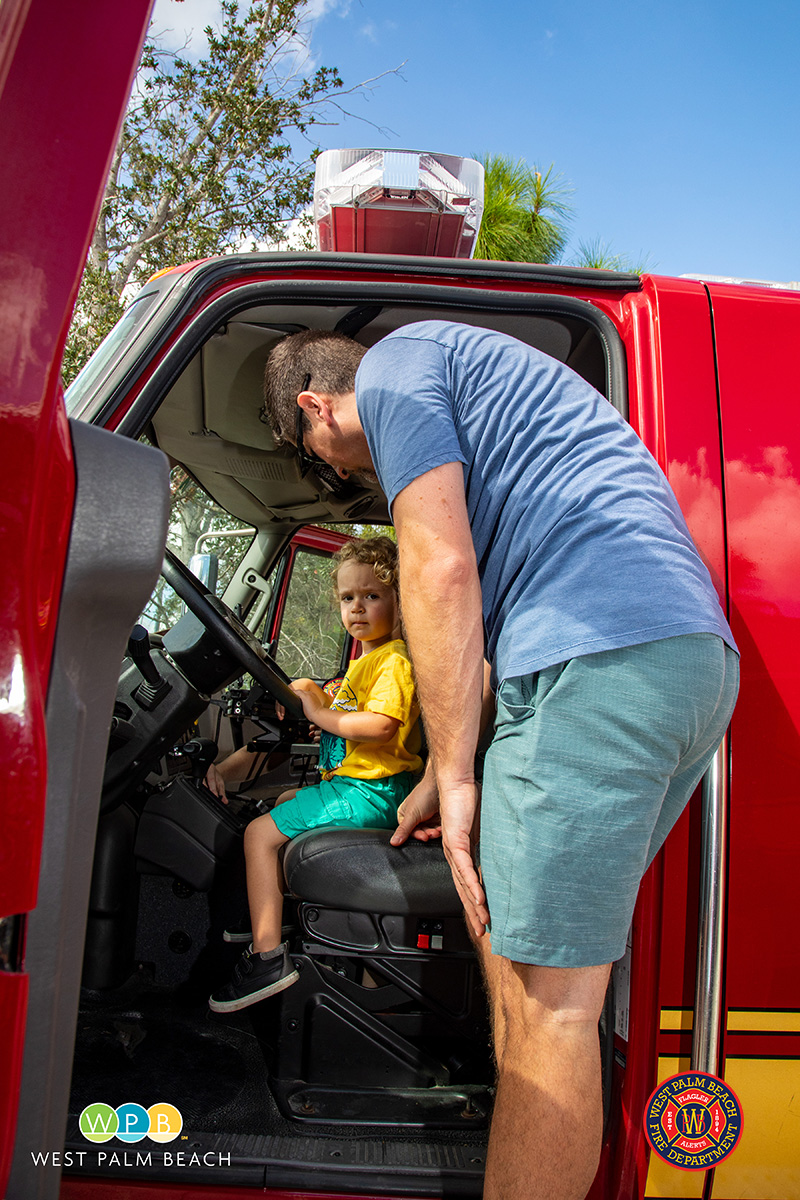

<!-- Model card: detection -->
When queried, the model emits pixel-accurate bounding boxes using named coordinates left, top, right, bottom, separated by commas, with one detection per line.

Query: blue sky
left=153, top=0, right=800, bottom=281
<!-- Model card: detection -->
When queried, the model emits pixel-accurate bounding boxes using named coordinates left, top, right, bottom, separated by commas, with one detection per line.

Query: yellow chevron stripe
left=659, top=1008, right=800, bottom=1034
left=712, top=1058, right=800, bottom=1198
left=726, top=1010, right=800, bottom=1033
left=660, top=1008, right=693, bottom=1032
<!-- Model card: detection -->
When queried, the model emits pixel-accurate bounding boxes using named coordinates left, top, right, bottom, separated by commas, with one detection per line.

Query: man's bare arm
left=392, top=462, right=489, bottom=936
left=392, top=660, right=494, bottom=844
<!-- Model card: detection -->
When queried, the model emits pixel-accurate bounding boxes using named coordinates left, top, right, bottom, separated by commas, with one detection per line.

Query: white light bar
left=680, top=273, right=800, bottom=290
left=314, top=148, right=484, bottom=259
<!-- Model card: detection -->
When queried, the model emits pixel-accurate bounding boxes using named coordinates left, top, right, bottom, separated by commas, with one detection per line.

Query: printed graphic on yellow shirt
left=319, top=678, right=356, bottom=774
left=318, top=641, right=422, bottom=782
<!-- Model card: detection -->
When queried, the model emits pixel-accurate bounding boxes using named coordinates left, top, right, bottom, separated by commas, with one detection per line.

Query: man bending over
left=260, top=322, right=739, bottom=1200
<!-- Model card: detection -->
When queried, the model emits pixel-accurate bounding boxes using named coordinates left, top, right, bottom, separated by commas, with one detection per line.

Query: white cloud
left=149, top=0, right=352, bottom=59
left=303, top=0, right=352, bottom=17
left=150, top=0, right=221, bottom=54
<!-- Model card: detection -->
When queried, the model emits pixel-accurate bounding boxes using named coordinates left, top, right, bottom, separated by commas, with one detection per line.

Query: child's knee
left=244, top=812, right=280, bottom=855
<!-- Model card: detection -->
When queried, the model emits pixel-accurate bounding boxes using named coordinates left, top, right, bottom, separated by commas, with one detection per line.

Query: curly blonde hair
left=331, top=535, right=399, bottom=595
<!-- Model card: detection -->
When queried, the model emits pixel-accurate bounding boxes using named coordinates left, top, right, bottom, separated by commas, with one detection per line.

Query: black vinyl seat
left=283, top=826, right=463, bottom=915
left=266, top=827, right=493, bottom=1129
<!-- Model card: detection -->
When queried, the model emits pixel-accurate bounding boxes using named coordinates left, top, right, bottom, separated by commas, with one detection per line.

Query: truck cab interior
left=53, top=265, right=634, bottom=1196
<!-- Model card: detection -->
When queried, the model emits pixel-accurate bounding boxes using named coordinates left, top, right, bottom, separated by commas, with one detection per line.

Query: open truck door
left=0, top=3, right=161, bottom=1197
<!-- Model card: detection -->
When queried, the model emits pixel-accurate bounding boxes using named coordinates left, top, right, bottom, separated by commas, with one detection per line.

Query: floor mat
left=72, top=986, right=277, bottom=1135
left=71, top=978, right=490, bottom=1146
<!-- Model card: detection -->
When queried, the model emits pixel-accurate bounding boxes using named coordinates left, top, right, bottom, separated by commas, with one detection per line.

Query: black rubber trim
left=184, top=249, right=642, bottom=288
left=161, top=250, right=642, bottom=299
left=0, top=915, right=25, bottom=973
left=112, top=277, right=629, bottom=438
left=701, top=284, right=732, bottom=623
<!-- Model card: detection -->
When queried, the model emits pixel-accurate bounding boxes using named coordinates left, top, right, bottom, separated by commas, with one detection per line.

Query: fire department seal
left=643, top=1071, right=742, bottom=1171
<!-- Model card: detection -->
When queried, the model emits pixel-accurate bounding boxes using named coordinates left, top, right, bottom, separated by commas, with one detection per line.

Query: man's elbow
left=403, top=545, right=476, bottom=593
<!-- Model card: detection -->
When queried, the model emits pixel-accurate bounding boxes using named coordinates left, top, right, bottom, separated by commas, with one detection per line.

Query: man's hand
left=392, top=775, right=442, bottom=844
left=438, top=780, right=488, bottom=940
left=392, top=463, right=488, bottom=937
left=392, top=762, right=441, bottom=843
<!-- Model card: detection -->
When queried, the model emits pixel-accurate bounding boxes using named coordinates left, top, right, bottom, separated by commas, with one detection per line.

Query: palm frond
left=572, top=237, right=652, bottom=275
left=473, top=154, right=573, bottom=264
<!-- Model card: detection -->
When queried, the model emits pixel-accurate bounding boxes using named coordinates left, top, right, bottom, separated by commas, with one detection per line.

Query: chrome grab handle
left=691, top=734, right=729, bottom=1073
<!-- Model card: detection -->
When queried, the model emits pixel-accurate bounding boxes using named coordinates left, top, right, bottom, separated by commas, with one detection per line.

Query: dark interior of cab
left=59, top=285, right=622, bottom=1196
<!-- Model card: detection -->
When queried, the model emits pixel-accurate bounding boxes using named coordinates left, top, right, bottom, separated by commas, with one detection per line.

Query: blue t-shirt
left=355, top=321, right=736, bottom=684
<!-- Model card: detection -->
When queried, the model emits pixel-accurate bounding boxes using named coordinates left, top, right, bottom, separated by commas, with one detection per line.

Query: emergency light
left=313, top=149, right=484, bottom=259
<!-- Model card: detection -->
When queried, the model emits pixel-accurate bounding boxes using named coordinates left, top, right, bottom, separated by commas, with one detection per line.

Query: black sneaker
left=208, top=943, right=299, bottom=1012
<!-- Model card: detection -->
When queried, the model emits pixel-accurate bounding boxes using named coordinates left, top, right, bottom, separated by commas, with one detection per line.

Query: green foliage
left=573, top=237, right=651, bottom=275
left=330, top=522, right=394, bottom=542
left=473, top=155, right=572, bottom=264
left=272, top=548, right=347, bottom=679
left=64, top=0, right=348, bottom=384
left=62, top=264, right=128, bottom=385
left=470, top=152, right=648, bottom=273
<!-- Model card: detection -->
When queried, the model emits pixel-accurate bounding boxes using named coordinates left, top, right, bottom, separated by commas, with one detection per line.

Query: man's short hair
left=262, top=330, right=368, bottom=446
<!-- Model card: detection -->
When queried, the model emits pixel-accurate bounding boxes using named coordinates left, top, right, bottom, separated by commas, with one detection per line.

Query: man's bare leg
left=475, top=936, right=611, bottom=1200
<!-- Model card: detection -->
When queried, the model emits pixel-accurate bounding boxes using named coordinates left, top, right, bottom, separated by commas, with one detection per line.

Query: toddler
left=209, top=535, right=421, bottom=1012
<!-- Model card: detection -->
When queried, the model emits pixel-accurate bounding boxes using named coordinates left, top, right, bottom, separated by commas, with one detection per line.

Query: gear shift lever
left=128, top=623, right=171, bottom=709
left=182, top=738, right=219, bottom=786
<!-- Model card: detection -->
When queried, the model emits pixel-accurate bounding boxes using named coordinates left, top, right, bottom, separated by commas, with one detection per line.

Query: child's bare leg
left=272, top=788, right=297, bottom=807
left=243, top=813, right=290, bottom=952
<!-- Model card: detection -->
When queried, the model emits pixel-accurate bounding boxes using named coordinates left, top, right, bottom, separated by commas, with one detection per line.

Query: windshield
left=65, top=289, right=160, bottom=420
left=140, top=464, right=254, bottom=634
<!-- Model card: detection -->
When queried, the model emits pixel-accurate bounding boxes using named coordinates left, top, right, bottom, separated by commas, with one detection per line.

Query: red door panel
left=0, top=1, right=153, bottom=1193
left=709, top=283, right=800, bottom=1199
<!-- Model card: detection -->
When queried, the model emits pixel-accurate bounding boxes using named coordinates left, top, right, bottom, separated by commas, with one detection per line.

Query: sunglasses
left=295, top=375, right=325, bottom=480
left=295, top=373, right=356, bottom=497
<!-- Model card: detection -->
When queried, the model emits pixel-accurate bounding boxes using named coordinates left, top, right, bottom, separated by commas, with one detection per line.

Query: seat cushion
left=283, top=827, right=462, bottom=916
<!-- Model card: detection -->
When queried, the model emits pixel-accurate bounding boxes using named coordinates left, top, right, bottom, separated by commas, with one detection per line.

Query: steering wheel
left=161, top=548, right=304, bottom=718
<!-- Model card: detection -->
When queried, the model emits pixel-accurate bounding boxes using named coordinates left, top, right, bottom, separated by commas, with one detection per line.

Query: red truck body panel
left=2, top=1, right=799, bottom=1196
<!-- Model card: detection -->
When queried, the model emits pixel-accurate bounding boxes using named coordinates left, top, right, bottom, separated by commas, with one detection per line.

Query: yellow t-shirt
left=319, top=639, right=422, bottom=780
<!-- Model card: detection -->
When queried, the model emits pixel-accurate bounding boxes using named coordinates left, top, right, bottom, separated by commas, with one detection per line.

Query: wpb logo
left=79, top=1102, right=182, bottom=1144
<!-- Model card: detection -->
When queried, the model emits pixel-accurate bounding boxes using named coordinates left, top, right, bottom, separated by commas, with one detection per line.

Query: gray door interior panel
left=8, top=420, right=170, bottom=1199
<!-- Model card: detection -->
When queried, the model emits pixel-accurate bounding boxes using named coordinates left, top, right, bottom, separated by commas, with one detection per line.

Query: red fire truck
left=2, top=1, right=799, bottom=1198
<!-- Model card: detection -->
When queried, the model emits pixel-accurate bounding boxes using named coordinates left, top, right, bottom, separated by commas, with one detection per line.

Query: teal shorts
left=270, top=771, right=415, bottom=839
left=481, top=633, right=739, bottom=969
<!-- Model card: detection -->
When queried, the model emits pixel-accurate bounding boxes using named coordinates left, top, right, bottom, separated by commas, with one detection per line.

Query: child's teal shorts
left=480, top=633, right=739, bottom=969
left=270, top=770, right=416, bottom=839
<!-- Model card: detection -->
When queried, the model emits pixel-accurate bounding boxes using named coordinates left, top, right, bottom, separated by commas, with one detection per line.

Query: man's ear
left=298, top=390, right=334, bottom=427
